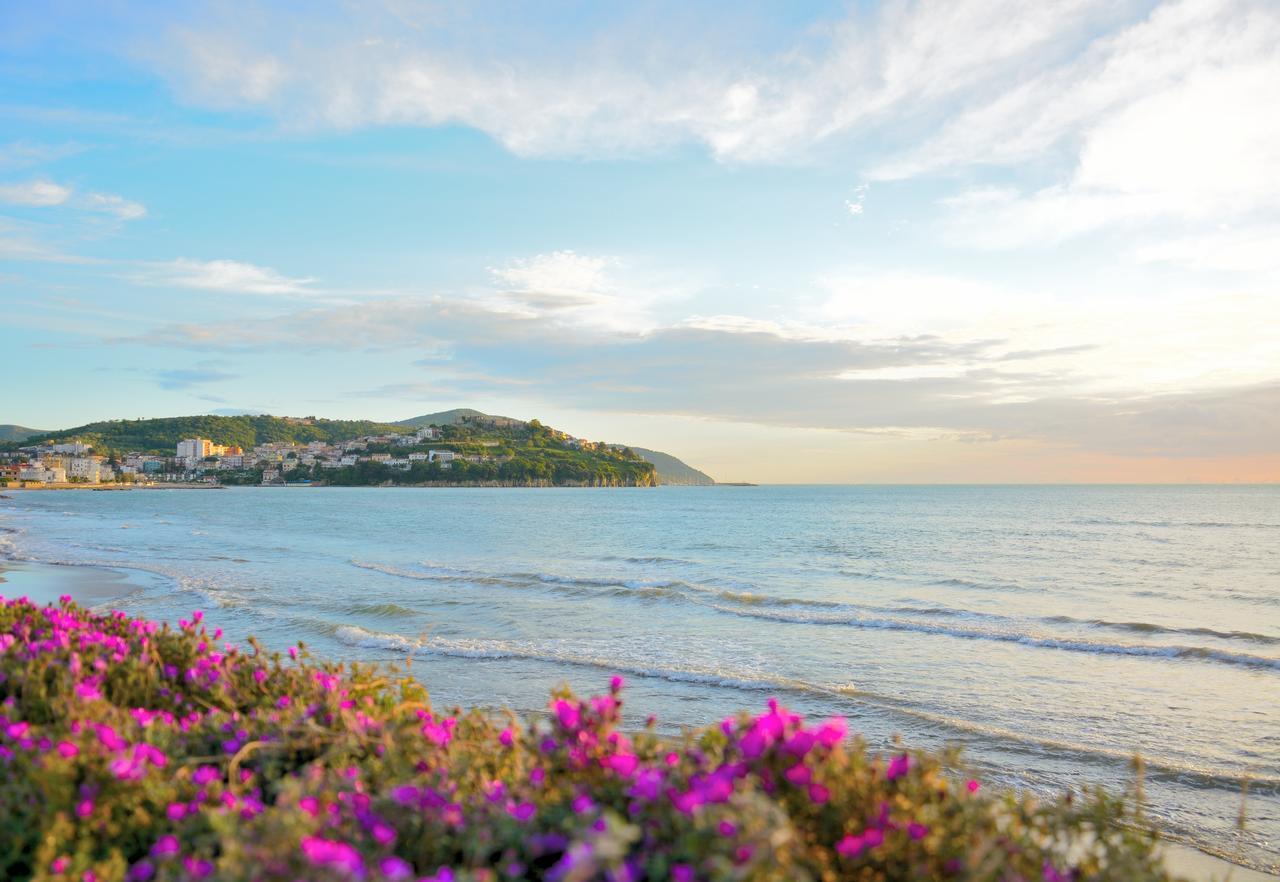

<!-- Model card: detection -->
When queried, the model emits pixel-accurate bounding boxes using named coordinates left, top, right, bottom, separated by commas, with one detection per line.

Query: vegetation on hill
left=396, top=409, right=524, bottom=429
left=0, top=596, right=1175, bottom=882
left=12, top=416, right=409, bottom=456
left=0, top=424, right=48, bottom=443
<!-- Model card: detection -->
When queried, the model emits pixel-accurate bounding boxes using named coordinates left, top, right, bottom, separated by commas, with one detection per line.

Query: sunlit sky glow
left=2, top=0, right=1278, bottom=482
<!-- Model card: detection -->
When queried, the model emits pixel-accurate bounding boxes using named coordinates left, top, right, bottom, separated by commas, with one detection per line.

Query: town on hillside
left=0, top=416, right=658, bottom=488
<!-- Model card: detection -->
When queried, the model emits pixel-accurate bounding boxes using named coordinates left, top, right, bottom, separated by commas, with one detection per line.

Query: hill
left=0, top=424, right=48, bottom=443
left=631, top=446, right=715, bottom=485
left=396, top=408, right=524, bottom=429
left=14, top=415, right=408, bottom=455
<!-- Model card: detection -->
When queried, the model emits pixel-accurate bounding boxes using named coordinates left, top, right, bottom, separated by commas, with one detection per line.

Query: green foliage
left=18, top=416, right=409, bottom=456
left=0, top=598, right=1179, bottom=882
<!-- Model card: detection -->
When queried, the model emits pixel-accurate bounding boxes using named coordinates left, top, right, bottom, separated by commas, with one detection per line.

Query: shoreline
left=0, top=554, right=1275, bottom=880
left=2, top=482, right=223, bottom=492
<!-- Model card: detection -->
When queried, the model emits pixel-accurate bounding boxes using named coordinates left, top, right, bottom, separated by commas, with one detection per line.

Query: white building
left=21, top=466, right=67, bottom=483
left=50, top=442, right=91, bottom=455
left=428, top=450, right=456, bottom=463
left=176, top=438, right=212, bottom=460
left=67, top=457, right=112, bottom=483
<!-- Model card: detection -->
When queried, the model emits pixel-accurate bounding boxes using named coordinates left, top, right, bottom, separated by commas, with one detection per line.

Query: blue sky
left=2, top=0, right=1277, bottom=482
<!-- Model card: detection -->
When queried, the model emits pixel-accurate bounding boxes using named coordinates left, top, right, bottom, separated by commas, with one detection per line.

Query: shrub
left=0, top=596, right=1176, bottom=882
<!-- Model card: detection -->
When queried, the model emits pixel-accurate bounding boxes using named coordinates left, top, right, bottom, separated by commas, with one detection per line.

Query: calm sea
left=2, top=485, right=1277, bottom=870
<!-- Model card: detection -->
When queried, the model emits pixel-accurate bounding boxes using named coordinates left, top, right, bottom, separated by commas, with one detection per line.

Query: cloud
left=0, top=141, right=86, bottom=170
left=151, top=362, right=238, bottom=391
left=119, top=289, right=1279, bottom=458
left=83, top=192, right=147, bottom=221
left=125, top=0, right=1118, bottom=161
left=0, top=179, right=72, bottom=206
left=137, top=258, right=315, bottom=296
left=0, top=177, right=147, bottom=221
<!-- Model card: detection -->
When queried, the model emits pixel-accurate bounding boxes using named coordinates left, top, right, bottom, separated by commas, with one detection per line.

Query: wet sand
left=0, top=558, right=147, bottom=607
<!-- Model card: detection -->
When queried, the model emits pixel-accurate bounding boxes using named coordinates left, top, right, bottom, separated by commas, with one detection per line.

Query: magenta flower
left=908, top=822, right=929, bottom=840
left=75, top=798, right=93, bottom=818
left=52, top=856, right=70, bottom=873
left=379, top=856, right=412, bottom=880
left=56, top=740, right=78, bottom=758
left=127, top=861, right=155, bottom=881
left=151, top=835, right=180, bottom=859
left=549, top=697, right=578, bottom=727
left=603, top=752, right=638, bottom=777
left=809, top=783, right=830, bottom=804
left=886, top=754, right=911, bottom=780
left=718, top=820, right=737, bottom=837
left=836, top=834, right=865, bottom=858
left=300, top=836, right=365, bottom=876
left=498, top=727, right=515, bottom=747
left=192, top=765, right=219, bottom=786
left=610, top=675, right=626, bottom=692
left=967, top=779, right=981, bottom=793
left=671, top=865, right=695, bottom=882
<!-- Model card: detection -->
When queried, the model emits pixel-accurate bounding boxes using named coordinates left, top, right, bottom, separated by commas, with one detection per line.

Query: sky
left=1, top=0, right=1277, bottom=483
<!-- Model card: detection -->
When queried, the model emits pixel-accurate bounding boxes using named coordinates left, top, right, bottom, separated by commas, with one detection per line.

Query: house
left=428, top=450, right=456, bottom=463
left=261, top=469, right=283, bottom=486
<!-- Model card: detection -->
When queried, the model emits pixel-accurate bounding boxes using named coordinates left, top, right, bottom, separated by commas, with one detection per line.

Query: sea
left=1, top=485, right=1276, bottom=871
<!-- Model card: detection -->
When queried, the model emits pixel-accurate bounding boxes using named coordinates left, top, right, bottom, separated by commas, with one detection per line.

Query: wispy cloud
left=0, top=177, right=147, bottom=220
left=0, top=179, right=72, bottom=206
left=136, top=258, right=315, bottom=296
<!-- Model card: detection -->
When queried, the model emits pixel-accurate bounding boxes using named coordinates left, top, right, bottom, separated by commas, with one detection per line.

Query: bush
left=0, top=597, right=1176, bottom=882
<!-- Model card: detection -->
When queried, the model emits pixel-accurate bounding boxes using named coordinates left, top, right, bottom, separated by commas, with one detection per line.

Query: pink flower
left=718, top=820, right=737, bottom=837
left=300, top=836, right=365, bottom=876
left=52, top=856, right=70, bottom=873
left=784, top=764, right=812, bottom=786
left=886, top=754, right=910, bottom=780
left=380, top=856, right=412, bottom=880
left=57, top=741, right=78, bottom=758
left=507, top=801, right=536, bottom=822
left=808, top=783, right=830, bottom=804
left=554, top=699, right=580, bottom=730
left=836, top=834, right=864, bottom=858
left=151, top=835, right=180, bottom=859
left=816, top=717, right=847, bottom=748
left=671, top=865, right=695, bottom=882
left=603, top=752, right=638, bottom=777
left=499, top=727, right=515, bottom=747
left=166, top=803, right=189, bottom=821
left=298, top=796, right=320, bottom=817
left=610, top=675, right=626, bottom=692
left=75, top=799, right=93, bottom=818
left=192, top=766, right=219, bottom=786
left=967, top=779, right=980, bottom=793
left=908, top=822, right=929, bottom=840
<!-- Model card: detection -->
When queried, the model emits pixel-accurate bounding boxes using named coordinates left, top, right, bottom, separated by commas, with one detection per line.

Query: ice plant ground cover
left=0, top=596, right=1178, bottom=882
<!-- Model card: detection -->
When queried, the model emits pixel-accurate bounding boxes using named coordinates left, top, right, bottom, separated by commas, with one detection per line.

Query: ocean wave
left=326, top=625, right=1276, bottom=794
left=1042, top=615, right=1280, bottom=646
left=341, top=601, right=420, bottom=618
left=704, top=605, right=1280, bottom=671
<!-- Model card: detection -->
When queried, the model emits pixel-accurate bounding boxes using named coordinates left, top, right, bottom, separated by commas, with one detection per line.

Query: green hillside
left=396, top=408, right=524, bottom=429
left=15, top=415, right=408, bottom=455
left=0, top=425, right=48, bottom=443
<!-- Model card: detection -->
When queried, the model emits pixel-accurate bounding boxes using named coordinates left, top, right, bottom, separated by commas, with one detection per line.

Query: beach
left=1, top=546, right=1275, bottom=882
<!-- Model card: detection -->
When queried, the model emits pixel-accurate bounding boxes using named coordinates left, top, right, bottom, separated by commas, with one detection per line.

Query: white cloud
left=0, top=178, right=147, bottom=221
left=140, top=258, right=315, bottom=296
left=1131, top=226, right=1280, bottom=274
left=0, top=179, right=72, bottom=206
left=921, top=0, right=1280, bottom=247
left=135, top=0, right=1119, bottom=161
left=485, top=250, right=687, bottom=332
left=82, top=192, right=147, bottom=221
